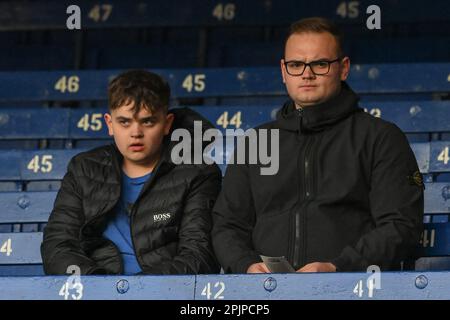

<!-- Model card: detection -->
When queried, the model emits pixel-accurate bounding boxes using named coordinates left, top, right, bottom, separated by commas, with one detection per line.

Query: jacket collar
left=276, top=81, right=363, bottom=133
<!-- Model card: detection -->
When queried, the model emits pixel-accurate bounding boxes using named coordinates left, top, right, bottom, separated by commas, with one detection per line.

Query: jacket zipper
left=292, top=108, right=303, bottom=269
left=293, top=107, right=315, bottom=268
left=300, top=136, right=314, bottom=268
left=293, top=137, right=314, bottom=269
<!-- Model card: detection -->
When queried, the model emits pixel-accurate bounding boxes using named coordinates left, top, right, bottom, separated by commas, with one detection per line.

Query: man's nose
left=130, top=123, right=144, bottom=138
left=302, top=65, right=316, bottom=79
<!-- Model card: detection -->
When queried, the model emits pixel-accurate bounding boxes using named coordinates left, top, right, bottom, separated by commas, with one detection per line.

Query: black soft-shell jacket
left=212, top=82, right=424, bottom=273
left=41, top=108, right=222, bottom=275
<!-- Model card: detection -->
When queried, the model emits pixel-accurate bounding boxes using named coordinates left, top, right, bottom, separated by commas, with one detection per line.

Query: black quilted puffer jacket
left=41, top=108, right=222, bottom=275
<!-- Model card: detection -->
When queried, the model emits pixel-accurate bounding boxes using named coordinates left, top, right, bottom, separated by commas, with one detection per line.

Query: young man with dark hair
left=41, top=70, right=221, bottom=275
left=212, top=17, right=424, bottom=273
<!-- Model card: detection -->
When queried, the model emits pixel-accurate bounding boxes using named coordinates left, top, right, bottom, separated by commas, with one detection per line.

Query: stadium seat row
left=0, top=64, right=449, bottom=103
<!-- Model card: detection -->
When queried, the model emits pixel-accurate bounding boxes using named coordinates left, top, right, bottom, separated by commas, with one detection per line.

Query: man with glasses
left=212, top=17, right=423, bottom=273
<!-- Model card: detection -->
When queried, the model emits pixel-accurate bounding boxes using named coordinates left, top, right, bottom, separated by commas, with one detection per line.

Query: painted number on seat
left=212, top=3, right=236, bottom=21
left=77, top=113, right=103, bottom=131
left=217, top=111, right=242, bottom=129
left=54, top=76, right=80, bottom=93
left=88, top=4, right=113, bottom=22
left=59, top=265, right=83, bottom=300
left=182, top=74, right=206, bottom=92
left=420, top=229, right=435, bottom=248
left=201, top=282, right=225, bottom=300
left=437, top=147, right=449, bottom=165
left=27, top=155, right=53, bottom=173
left=0, top=239, right=12, bottom=256
left=336, top=1, right=360, bottom=18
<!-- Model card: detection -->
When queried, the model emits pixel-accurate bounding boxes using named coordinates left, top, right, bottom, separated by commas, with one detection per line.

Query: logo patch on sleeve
left=407, top=171, right=424, bottom=189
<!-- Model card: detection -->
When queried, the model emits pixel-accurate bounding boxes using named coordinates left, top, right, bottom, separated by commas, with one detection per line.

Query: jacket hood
left=166, top=106, right=216, bottom=151
left=276, top=81, right=363, bottom=133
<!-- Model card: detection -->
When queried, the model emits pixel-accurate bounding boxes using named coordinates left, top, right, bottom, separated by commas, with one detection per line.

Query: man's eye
left=289, top=62, right=304, bottom=69
left=143, top=120, right=154, bottom=126
left=119, top=120, right=129, bottom=125
left=313, top=61, right=329, bottom=68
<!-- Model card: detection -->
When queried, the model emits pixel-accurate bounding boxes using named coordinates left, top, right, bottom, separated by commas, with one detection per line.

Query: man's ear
left=280, top=59, right=287, bottom=84
left=164, top=113, right=175, bottom=136
left=104, top=113, right=114, bottom=136
left=340, top=56, right=351, bottom=81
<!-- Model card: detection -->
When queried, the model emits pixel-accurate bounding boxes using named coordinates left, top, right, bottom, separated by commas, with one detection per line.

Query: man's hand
left=247, top=262, right=270, bottom=273
left=297, top=262, right=336, bottom=273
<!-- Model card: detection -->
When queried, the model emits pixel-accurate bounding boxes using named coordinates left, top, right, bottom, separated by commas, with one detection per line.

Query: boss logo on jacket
left=153, top=213, right=172, bottom=222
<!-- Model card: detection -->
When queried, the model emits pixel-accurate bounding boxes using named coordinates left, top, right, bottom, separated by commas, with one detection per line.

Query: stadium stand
left=0, top=0, right=449, bottom=300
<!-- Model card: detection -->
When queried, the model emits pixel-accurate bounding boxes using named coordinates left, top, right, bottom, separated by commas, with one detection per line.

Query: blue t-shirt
left=103, top=172, right=152, bottom=275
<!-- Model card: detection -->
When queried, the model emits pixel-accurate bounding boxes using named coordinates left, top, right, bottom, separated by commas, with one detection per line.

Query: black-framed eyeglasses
left=283, top=58, right=342, bottom=76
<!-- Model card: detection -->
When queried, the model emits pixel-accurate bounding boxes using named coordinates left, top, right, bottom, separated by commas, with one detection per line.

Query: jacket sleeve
left=211, top=162, right=262, bottom=274
left=40, top=158, right=105, bottom=275
left=142, top=164, right=222, bottom=275
left=332, top=123, right=424, bottom=271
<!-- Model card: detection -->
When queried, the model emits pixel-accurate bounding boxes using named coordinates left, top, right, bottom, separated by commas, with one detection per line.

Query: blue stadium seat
left=190, top=105, right=277, bottom=134
left=350, top=37, right=450, bottom=64
left=208, top=42, right=283, bottom=67
left=0, top=192, right=56, bottom=225
left=0, top=191, right=55, bottom=236
left=0, top=265, right=44, bottom=276
left=432, top=215, right=449, bottom=223
left=415, top=257, right=450, bottom=271
left=424, top=183, right=450, bottom=214
left=0, top=107, right=113, bottom=148
left=191, top=101, right=450, bottom=136
left=0, top=46, right=74, bottom=71
left=217, top=96, right=287, bottom=106
left=0, top=272, right=448, bottom=299
left=420, top=223, right=450, bottom=257
left=86, top=45, right=199, bottom=69
left=0, top=64, right=448, bottom=103
left=0, top=108, right=69, bottom=139
left=84, top=29, right=141, bottom=48
left=360, top=101, right=450, bottom=143
left=208, top=27, right=267, bottom=47
left=69, top=108, right=112, bottom=147
left=0, top=182, right=22, bottom=192
left=208, top=36, right=450, bottom=68
left=0, top=149, right=83, bottom=191
left=0, top=140, right=40, bottom=150
left=0, top=274, right=198, bottom=298
left=360, top=101, right=450, bottom=134
left=69, top=109, right=110, bottom=144
left=419, top=183, right=450, bottom=270
left=0, top=191, right=54, bottom=275
left=0, top=232, right=44, bottom=275
left=1, top=0, right=448, bottom=30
